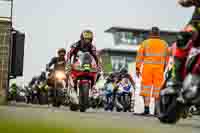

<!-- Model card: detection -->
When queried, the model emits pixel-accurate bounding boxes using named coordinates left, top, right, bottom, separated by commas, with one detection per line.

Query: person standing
left=136, top=27, right=170, bottom=115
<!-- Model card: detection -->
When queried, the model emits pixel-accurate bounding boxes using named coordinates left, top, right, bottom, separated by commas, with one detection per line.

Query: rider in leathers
left=66, top=30, right=101, bottom=89
left=46, top=48, right=66, bottom=96
left=28, top=72, right=46, bottom=103
left=166, top=0, right=200, bottom=92
left=105, top=68, right=135, bottom=111
left=46, top=48, right=66, bottom=72
left=176, top=0, right=200, bottom=114
left=46, top=48, right=66, bottom=81
left=106, top=68, right=135, bottom=88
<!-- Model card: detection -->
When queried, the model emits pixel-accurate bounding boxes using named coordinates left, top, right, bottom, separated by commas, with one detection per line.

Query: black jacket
left=47, top=57, right=66, bottom=70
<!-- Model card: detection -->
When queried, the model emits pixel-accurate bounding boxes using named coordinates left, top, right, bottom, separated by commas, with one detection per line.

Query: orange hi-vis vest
left=136, top=38, right=170, bottom=71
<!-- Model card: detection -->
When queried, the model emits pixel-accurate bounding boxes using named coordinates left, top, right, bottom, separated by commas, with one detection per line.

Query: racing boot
left=191, top=105, right=200, bottom=115
left=70, top=88, right=79, bottom=105
left=130, top=98, right=135, bottom=112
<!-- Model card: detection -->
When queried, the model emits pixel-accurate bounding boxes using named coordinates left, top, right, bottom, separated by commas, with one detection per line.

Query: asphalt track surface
left=0, top=103, right=200, bottom=133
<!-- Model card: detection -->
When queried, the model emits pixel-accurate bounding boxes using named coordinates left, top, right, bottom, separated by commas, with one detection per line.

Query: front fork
left=68, top=75, right=94, bottom=105
left=177, top=91, right=192, bottom=118
left=67, top=76, right=79, bottom=105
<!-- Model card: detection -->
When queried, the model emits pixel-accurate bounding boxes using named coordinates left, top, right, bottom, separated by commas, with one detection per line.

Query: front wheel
left=79, top=82, right=90, bottom=112
left=52, top=89, right=63, bottom=107
left=122, top=93, right=131, bottom=112
left=158, top=94, right=182, bottom=124
left=90, top=98, right=97, bottom=109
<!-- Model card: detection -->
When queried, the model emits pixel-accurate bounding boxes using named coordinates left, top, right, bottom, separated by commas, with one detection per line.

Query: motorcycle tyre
left=158, top=94, right=182, bottom=124
left=52, top=89, right=62, bottom=107
left=79, top=83, right=90, bottom=112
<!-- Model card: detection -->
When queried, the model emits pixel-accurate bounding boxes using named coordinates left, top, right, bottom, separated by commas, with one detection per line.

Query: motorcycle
left=51, top=70, right=67, bottom=107
left=158, top=45, right=200, bottom=124
left=68, top=51, right=98, bottom=112
left=31, top=84, right=39, bottom=104
left=103, top=82, right=115, bottom=111
left=36, top=80, right=49, bottom=105
left=103, top=77, right=126, bottom=112
left=117, top=80, right=134, bottom=112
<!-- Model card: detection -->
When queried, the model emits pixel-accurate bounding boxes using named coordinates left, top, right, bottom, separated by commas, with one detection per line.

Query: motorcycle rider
left=113, top=68, right=135, bottom=111
left=28, top=72, right=47, bottom=103
left=46, top=48, right=66, bottom=72
left=31, top=71, right=47, bottom=87
left=39, top=71, right=47, bottom=81
left=104, top=68, right=135, bottom=111
left=46, top=48, right=67, bottom=98
left=117, top=68, right=135, bottom=87
left=106, top=68, right=135, bottom=86
left=29, top=76, right=38, bottom=88
left=46, top=48, right=66, bottom=83
left=165, top=0, right=200, bottom=95
left=28, top=76, right=39, bottom=103
left=66, top=30, right=101, bottom=89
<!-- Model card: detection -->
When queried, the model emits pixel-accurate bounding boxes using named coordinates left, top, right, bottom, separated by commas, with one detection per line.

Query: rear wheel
left=79, top=82, right=90, bottom=112
left=90, top=98, right=97, bottom=109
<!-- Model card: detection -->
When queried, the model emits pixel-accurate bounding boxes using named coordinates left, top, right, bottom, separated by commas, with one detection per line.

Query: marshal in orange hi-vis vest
left=136, top=38, right=170, bottom=99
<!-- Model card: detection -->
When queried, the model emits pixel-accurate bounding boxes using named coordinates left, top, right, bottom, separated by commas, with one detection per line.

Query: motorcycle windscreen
left=73, top=52, right=97, bottom=71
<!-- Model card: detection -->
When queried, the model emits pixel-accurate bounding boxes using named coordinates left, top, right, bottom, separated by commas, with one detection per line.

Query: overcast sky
left=0, top=0, right=195, bottom=85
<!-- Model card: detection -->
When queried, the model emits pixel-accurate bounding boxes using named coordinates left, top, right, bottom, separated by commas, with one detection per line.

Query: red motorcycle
left=158, top=0, right=200, bottom=124
left=68, top=52, right=98, bottom=112
left=158, top=41, right=200, bottom=124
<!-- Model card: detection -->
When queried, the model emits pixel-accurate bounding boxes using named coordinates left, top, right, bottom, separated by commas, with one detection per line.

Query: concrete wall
left=0, top=18, right=11, bottom=104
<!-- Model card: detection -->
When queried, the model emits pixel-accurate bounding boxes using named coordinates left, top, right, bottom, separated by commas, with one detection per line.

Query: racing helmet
left=40, top=71, right=46, bottom=79
left=119, top=67, right=128, bottom=74
left=80, top=30, right=93, bottom=44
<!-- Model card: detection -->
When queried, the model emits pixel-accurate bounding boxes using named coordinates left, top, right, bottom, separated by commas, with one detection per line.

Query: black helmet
left=58, top=48, right=66, bottom=55
left=80, top=30, right=93, bottom=42
left=120, top=67, right=128, bottom=74
left=41, top=71, right=46, bottom=78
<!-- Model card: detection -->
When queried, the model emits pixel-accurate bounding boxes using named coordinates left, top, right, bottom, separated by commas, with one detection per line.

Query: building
left=0, top=17, right=25, bottom=104
left=100, top=27, right=178, bottom=73
left=0, top=17, right=11, bottom=104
